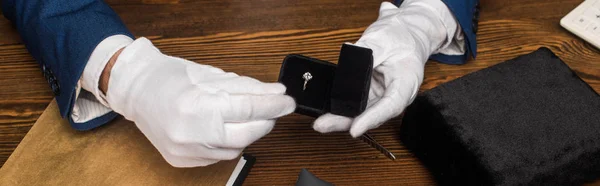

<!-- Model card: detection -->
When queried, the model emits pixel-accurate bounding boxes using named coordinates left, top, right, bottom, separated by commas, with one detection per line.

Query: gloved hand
left=105, top=38, right=295, bottom=167
left=313, top=0, right=461, bottom=137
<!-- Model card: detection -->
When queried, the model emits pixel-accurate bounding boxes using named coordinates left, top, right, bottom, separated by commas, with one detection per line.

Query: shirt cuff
left=71, top=35, right=133, bottom=123
left=81, top=34, right=133, bottom=107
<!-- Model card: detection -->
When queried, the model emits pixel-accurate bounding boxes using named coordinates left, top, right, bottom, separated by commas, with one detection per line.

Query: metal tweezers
left=359, top=133, right=396, bottom=160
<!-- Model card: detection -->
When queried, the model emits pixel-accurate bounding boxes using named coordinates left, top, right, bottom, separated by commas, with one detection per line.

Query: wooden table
left=1, top=0, right=599, bottom=185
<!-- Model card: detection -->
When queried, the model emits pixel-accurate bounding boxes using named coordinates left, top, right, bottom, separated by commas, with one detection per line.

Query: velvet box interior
left=278, top=44, right=373, bottom=118
left=400, top=48, right=600, bottom=185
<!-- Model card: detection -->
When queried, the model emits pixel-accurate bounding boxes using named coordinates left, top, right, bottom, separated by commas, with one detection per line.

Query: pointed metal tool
left=358, top=133, right=396, bottom=160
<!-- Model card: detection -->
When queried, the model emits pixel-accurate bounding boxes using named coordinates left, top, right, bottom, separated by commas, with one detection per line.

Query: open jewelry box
left=277, top=44, right=373, bottom=118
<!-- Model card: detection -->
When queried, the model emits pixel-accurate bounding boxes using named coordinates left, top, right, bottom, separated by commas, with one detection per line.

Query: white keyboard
left=561, top=0, right=600, bottom=49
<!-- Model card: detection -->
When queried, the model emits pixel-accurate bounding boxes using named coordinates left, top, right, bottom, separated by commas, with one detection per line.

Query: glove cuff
left=399, top=0, right=460, bottom=55
left=104, top=37, right=164, bottom=119
left=81, top=35, right=134, bottom=108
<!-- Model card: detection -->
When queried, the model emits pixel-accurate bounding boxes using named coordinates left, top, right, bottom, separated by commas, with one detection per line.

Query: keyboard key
left=584, top=8, right=600, bottom=21
left=562, top=0, right=600, bottom=49
left=587, top=23, right=600, bottom=35
left=574, top=16, right=590, bottom=28
left=594, top=28, right=600, bottom=36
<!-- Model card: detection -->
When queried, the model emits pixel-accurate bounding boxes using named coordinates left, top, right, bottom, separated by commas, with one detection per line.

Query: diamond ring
left=302, top=72, right=312, bottom=91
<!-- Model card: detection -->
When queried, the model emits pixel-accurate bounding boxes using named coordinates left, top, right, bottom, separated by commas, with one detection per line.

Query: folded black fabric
left=400, top=48, right=600, bottom=185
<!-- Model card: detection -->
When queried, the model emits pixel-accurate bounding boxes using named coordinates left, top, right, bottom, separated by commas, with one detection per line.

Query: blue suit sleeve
left=395, top=0, right=480, bottom=65
left=2, top=0, right=134, bottom=130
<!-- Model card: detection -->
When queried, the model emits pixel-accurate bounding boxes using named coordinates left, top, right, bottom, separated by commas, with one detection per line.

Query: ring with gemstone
left=302, top=72, right=312, bottom=91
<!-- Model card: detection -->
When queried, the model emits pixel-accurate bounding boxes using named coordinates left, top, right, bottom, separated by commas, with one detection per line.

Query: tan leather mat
left=0, top=100, right=239, bottom=185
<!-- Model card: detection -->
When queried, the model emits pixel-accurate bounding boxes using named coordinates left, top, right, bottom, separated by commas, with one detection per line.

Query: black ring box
left=278, top=44, right=373, bottom=118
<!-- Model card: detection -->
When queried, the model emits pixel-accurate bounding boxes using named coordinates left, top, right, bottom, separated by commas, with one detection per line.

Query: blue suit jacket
left=396, top=0, right=479, bottom=64
left=2, top=0, right=478, bottom=130
left=2, top=0, right=133, bottom=130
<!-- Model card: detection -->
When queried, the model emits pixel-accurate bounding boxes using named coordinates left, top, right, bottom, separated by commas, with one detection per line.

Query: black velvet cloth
left=400, top=48, right=600, bottom=185
left=278, top=44, right=373, bottom=118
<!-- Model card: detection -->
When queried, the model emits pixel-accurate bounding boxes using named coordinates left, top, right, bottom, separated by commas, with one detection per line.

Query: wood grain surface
left=1, top=0, right=600, bottom=185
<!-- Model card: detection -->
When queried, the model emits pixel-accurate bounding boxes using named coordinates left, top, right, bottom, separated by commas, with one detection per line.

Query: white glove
left=105, top=38, right=295, bottom=167
left=313, top=0, right=461, bottom=137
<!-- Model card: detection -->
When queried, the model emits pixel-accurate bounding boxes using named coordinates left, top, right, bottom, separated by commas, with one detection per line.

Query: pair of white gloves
left=98, top=0, right=461, bottom=167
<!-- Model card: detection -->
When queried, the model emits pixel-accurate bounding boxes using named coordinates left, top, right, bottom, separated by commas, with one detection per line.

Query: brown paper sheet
left=0, top=100, right=240, bottom=185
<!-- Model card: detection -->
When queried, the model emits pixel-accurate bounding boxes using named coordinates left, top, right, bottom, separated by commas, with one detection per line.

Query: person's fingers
left=186, top=64, right=286, bottom=95
left=165, top=143, right=244, bottom=162
left=185, top=62, right=234, bottom=82
left=313, top=113, right=353, bottom=133
left=349, top=97, right=403, bottom=138
left=368, top=73, right=386, bottom=107
left=349, top=79, right=408, bottom=138
left=214, top=120, right=276, bottom=149
left=161, top=154, right=221, bottom=168
left=222, top=94, right=295, bottom=122
left=211, top=76, right=287, bottom=95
